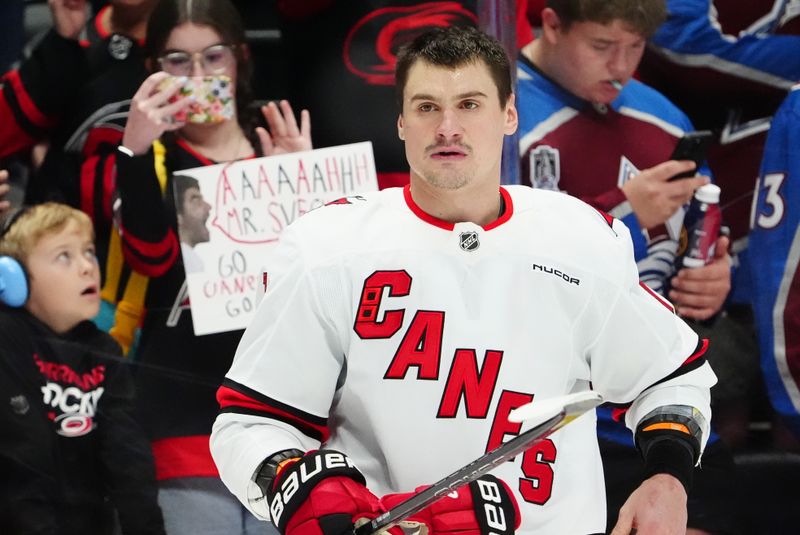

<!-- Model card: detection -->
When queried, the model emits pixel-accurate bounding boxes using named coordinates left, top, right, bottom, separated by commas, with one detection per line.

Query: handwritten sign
left=173, top=142, right=379, bottom=335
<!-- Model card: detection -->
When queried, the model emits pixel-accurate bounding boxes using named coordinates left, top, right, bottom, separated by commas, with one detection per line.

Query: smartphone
left=159, top=75, right=235, bottom=124
left=668, top=130, right=715, bottom=180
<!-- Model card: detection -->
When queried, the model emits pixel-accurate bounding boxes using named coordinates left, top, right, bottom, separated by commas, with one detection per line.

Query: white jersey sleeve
left=577, top=216, right=717, bottom=449
left=210, top=215, right=349, bottom=518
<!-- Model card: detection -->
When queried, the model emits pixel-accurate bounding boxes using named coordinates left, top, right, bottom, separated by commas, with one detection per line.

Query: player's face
left=178, top=186, right=212, bottom=246
left=397, top=60, right=517, bottom=191
left=547, top=17, right=646, bottom=104
left=24, top=220, right=100, bottom=334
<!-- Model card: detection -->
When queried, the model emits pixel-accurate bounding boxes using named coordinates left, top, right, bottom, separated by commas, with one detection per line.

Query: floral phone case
left=162, top=75, right=235, bottom=124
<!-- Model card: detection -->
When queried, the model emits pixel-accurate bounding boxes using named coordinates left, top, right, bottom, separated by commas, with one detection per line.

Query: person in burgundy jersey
left=516, top=1, right=737, bottom=533
left=638, top=0, right=800, bottom=451
left=113, top=0, right=311, bottom=533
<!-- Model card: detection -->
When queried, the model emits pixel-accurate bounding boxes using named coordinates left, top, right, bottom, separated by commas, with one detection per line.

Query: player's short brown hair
left=0, top=203, right=94, bottom=266
left=395, top=25, right=513, bottom=111
left=547, top=0, right=667, bottom=37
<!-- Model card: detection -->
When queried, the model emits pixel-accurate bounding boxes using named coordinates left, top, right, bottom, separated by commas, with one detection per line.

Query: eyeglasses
left=158, top=44, right=235, bottom=76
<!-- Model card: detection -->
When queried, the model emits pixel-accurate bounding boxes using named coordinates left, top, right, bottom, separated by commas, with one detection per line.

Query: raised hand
left=121, top=72, right=191, bottom=156
left=257, top=100, right=312, bottom=156
left=622, top=161, right=708, bottom=229
left=49, top=0, right=89, bottom=40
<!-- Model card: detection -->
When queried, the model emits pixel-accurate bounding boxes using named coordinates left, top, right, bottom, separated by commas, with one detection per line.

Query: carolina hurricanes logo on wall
left=343, top=2, right=477, bottom=86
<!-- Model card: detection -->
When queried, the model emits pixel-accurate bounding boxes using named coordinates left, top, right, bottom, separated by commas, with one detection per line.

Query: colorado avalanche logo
left=343, top=2, right=477, bottom=86
left=459, top=231, right=480, bottom=252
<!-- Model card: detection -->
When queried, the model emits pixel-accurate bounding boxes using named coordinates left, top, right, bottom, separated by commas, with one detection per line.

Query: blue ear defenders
left=0, top=207, right=30, bottom=308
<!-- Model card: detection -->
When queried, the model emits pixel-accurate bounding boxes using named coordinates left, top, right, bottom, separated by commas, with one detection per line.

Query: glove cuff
left=469, top=475, right=520, bottom=535
left=266, top=449, right=366, bottom=533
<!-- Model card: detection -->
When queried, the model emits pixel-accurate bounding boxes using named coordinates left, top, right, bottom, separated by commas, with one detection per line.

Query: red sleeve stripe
left=80, top=156, right=99, bottom=221
left=645, top=338, right=709, bottom=391
left=609, top=338, right=708, bottom=422
left=4, top=70, right=53, bottom=129
left=151, top=435, right=219, bottom=480
left=594, top=208, right=615, bottom=228
left=639, top=281, right=675, bottom=313
left=120, top=230, right=179, bottom=277
left=611, top=406, right=629, bottom=422
left=217, top=381, right=329, bottom=443
left=119, top=224, right=177, bottom=258
left=103, top=155, right=116, bottom=222
left=683, top=338, right=709, bottom=366
left=0, top=90, right=37, bottom=157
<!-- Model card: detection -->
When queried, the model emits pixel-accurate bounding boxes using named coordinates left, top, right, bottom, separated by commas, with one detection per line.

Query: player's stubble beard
left=421, top=142, right=473, bottom=190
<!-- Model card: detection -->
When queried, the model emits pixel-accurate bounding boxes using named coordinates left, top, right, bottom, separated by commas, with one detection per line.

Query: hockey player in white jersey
left=210, top=26, right=717, bottom=535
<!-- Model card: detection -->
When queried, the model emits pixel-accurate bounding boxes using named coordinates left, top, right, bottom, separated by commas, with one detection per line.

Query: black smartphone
left=668, top=130, right=715, bottom=180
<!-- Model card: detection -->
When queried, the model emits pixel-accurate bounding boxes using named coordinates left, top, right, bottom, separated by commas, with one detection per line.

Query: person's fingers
left=134, top=71, right=174, bottom=102
left=156, top=96, right=192, bottom=125
left=713, top=235, right=731, bottom=258
left=609, top=511, right=633, bottom=535
left=256, top=126, right=274, bottom=156
left=143, top=75, right=187, bottom=108
left=263, top=101, right=288, bottom=139
left=647, top=160, right=697, bottom=182
left=666, top=176, right=709, bottom=199
left=278, top=100, right=300, bottom=136
left=0, top=169, right=8, bottom=182
left=300, top=109, right=311, bottom=142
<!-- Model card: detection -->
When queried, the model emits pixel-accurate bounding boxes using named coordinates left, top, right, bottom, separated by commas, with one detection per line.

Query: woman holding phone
left=113, top=0, right=310, bottom=533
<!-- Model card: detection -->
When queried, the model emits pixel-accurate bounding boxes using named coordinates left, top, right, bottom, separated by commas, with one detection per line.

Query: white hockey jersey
left=211, top=185, right=716, bottom=535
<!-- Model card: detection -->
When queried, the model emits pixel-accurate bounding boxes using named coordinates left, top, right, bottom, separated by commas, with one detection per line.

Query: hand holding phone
left=159, top=75, right=235, bottom=124
left=668, top=130, right=715, bottom=181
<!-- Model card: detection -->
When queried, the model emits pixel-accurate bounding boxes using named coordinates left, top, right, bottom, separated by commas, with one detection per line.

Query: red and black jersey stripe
left=609, top=338, right=709, bottom=422
left=217, top=378, right=330, bottom=443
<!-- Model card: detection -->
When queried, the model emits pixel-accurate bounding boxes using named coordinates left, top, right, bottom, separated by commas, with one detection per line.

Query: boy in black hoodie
left=0, top=202, right=164, bottom=534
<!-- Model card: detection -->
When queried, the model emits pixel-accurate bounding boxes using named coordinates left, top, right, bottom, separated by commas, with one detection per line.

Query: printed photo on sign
left=173, top=142, right=379, bottom=335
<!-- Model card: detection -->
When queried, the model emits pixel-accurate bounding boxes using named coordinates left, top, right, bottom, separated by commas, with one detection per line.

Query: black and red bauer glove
left=381, top=475, right=521, bottom=535
left=258, top=449, right=399, bottom=535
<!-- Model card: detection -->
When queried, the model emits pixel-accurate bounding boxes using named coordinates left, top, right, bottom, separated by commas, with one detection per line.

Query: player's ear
left=504, top=94, right=518, bottom=136
left=397, top=114, right=405, bottom=141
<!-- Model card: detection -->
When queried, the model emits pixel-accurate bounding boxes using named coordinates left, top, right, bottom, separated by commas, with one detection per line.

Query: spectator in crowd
left=0, top=0, right=158, bottom=346
left=638, top=0, right=800, bottom=448
left=516, top=1, right=735, bottom=533
left=211, top=25, right=717, bottom=535
left=0, top=202, right=164, bottom=534
left=749, top=85, right=800, bottom=447
left=113, top=0, right=310, bottom=532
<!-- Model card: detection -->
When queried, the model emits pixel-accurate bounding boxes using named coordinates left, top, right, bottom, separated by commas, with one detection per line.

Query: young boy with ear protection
left=0, top=202, right=165, bottom=534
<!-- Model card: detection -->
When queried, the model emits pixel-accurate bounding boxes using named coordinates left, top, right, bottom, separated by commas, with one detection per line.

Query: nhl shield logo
left=459, top=231, right=480, bottom=252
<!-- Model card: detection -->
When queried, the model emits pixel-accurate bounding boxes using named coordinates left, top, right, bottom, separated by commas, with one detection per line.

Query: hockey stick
left=354, top=390, right=604, bottom=535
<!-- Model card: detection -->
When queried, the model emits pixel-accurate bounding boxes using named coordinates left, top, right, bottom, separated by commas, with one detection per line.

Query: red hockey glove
left=265, top=449, right=397, bottom=535
left=381, top=475, right=521, bottom=535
